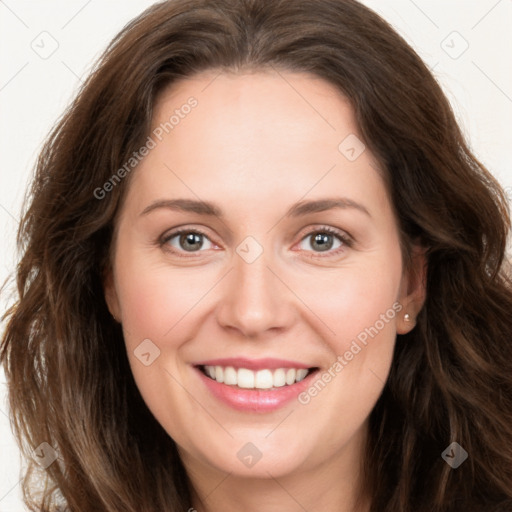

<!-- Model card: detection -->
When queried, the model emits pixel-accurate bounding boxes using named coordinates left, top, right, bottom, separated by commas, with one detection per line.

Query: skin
left=104, top=69, right=426, bottom=512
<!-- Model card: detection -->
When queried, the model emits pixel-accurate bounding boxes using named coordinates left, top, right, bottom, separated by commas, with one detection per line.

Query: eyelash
left=159, top=225, right=353, bottom=259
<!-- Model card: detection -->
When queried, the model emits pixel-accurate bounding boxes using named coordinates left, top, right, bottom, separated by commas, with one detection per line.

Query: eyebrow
left=140, top=197, right=371, bottom=219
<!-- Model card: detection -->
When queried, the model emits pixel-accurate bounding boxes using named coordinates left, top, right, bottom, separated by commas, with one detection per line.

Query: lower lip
left=195, top=367, right=318, bottom=413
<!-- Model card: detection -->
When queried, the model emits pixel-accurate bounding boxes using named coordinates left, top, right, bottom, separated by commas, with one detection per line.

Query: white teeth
left=237, top=368, right=254, bottom=389
left=255, top=369, right=273, bottom=389
left=285, top=369, right=296, bottom=385
left=203, top=365, right=311, bottom=389
left=273, top=368, right=286, bottom=387
left=296, top=369, right=308, bottom=382
left=223, top=366, right=237, bottom=385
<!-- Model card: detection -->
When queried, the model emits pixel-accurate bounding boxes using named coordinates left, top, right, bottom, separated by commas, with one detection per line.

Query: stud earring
left=404, top=313, right=411, bottom=322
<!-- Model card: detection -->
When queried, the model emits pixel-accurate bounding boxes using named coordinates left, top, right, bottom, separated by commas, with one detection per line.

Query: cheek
left=115, top=251, right=210, bottom=347
left=293, top=261, right=402, bottom=444
left=296, top=259, right=402, bottom=347
left=293, top=250, right=403, bottom=417
left=113, top=253, right=205, bottom=435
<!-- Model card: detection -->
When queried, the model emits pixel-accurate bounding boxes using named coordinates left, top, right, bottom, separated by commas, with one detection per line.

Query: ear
left=396, top=244, right=427, bottom=335
left=102, top=265, right=121, bottom=322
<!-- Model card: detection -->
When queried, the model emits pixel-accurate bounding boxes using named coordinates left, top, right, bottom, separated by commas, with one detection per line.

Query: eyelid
left=296, top=224, right=352, bottom=243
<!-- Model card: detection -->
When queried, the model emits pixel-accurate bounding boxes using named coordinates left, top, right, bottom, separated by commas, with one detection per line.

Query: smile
left=201, top=365, right=312, bottom=389
left=194, top=358, right=320, bottom=412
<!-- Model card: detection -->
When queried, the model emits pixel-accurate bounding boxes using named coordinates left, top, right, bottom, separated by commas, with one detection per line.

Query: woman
left=1, top=0, right=511, bottom=510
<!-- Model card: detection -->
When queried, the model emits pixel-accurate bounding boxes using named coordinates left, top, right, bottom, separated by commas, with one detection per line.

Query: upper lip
left=193, top=357, right=314, bottom=371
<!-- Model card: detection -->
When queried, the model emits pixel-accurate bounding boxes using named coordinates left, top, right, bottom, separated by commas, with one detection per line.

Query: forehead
left=124, top=69, right=388, bottom=218
left=152, top=69, right=360, bottom=158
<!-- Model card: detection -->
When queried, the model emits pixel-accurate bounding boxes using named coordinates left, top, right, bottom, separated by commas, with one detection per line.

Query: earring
left=112, top=313, right=118, bottom=322
left=404, top=313, right=411, bottom=322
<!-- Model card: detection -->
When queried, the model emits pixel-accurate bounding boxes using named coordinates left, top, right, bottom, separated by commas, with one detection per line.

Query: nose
left=216, top=244, right=296, bottom=339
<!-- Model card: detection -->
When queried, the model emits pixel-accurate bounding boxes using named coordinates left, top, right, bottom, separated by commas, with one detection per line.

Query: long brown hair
left=1, top=0, right=511, bottom=510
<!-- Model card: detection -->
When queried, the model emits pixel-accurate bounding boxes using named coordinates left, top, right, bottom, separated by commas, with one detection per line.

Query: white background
left=1, top=1, right=511, bottom=510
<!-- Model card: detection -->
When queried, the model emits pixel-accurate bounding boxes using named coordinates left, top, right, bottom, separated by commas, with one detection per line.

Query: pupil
left=181, top=232, right=203, bottom=251
left=313, top=233, right=333, bottom=252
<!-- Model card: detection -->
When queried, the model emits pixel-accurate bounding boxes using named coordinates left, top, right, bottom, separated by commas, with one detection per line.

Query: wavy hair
left=1, top=0, right=512, bottom=510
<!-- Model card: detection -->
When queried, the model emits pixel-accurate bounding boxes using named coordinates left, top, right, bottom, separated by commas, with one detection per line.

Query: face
left=104, top=69, right=425, bottom=482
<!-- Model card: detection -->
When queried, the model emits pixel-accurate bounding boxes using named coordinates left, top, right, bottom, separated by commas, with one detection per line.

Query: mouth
left=193, top=359, right=320, bottom=412
left=197, top=364, right=319, bottom=390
